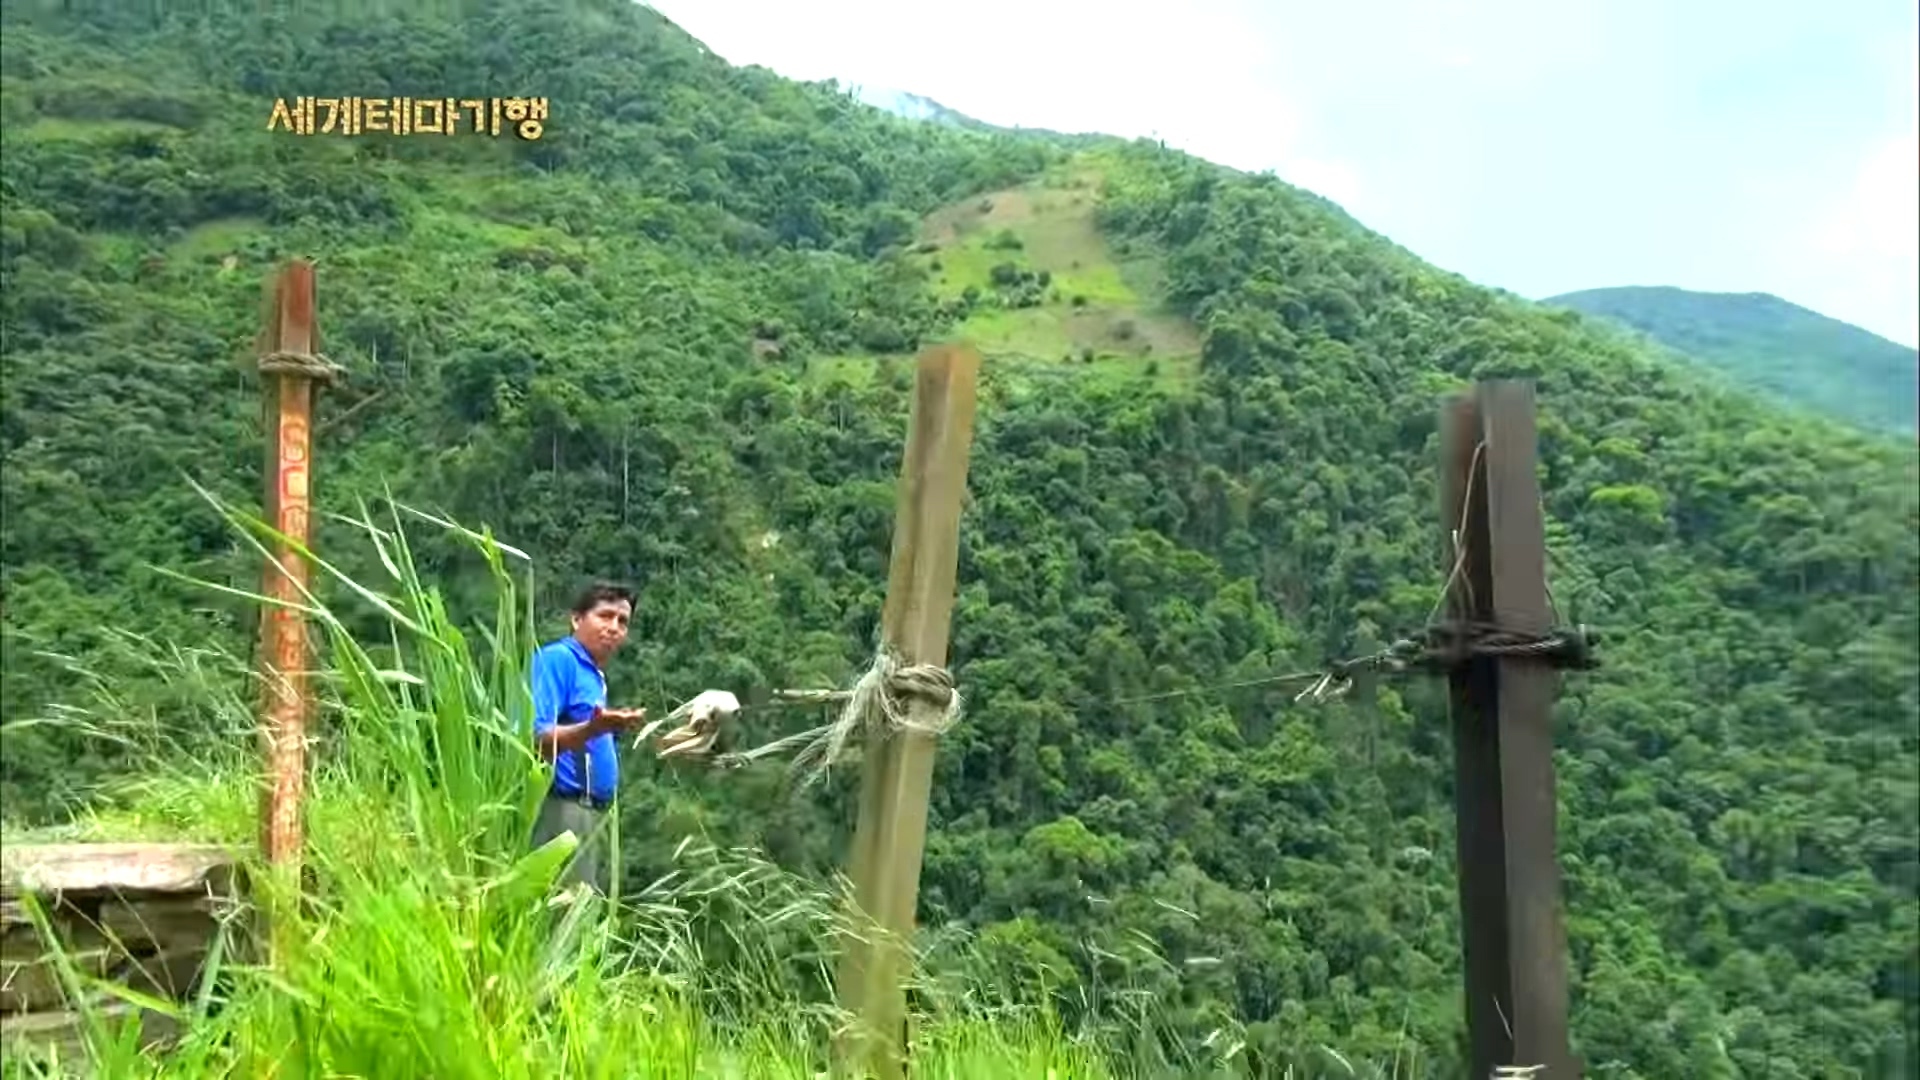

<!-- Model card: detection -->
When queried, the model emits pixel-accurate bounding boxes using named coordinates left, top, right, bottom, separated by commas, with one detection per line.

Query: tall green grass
left=1, top=489, right=1266, bottom=1079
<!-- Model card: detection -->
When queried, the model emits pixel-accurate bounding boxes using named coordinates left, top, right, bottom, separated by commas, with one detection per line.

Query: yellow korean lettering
left=502, top=96, right=546, bottom=140
left=362, top=97, right=390, bottom=133
left=411, top=98, right=445, bottom=135
left=459, top=99, right=487, bottom=134
left=267, top=97, right=314, bottom=134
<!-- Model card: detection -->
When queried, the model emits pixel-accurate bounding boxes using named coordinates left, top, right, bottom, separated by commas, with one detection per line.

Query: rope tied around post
left=641, top=648, right=965, bottom=786
left=1399, top=619, right=1599, bottom=674
left=257, top=349, right=345, bottom=384
left=1421, top=620, right=1598, bottom=669
left=781, top=645, right=963, bottom=788
left=1294, top=621, right=1600, bottom=704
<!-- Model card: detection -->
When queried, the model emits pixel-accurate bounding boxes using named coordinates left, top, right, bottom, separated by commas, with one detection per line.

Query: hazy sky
left=643, top=0, right=1918, bottom=348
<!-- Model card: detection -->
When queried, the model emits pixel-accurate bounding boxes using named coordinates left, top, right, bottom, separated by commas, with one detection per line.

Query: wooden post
left=1438, top=380, right=1580, bottom=1078
left=833, top=343, right=982, bottom=1080
left=254, top=260, right=329, bottom=887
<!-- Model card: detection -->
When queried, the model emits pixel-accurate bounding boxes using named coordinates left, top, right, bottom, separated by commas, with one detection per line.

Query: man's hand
left=538, top=706, right=645, bottom=761
left=591, top=706, right=647, bottom=735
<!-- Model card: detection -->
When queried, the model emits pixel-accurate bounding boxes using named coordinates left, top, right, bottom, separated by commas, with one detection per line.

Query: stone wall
left=1, top=843, right=243, bottom=1065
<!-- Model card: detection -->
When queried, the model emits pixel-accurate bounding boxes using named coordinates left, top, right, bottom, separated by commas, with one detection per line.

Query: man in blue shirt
left=528, top=581, right=647, bottom=894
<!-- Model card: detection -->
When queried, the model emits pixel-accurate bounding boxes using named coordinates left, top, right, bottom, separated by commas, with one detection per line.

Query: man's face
left=572, top=600, right=632, bottom=659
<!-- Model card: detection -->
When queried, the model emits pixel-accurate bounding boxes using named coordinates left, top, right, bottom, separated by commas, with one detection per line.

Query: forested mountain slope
left=1, top=2, right=1914, bottom=1076
left=1545, top=285, right=1920, bottom=435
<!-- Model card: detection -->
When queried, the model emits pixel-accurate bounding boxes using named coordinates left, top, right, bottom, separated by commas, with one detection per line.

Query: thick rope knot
left=1415, top=620, right=1600, bottom=672
left=1292, top=621, right=1599, bottom=705
left=789, top=646, right=962, bottom=789
left=865, top=658, right=960, bottom=717
left=258, top=350, right=345, bottom=384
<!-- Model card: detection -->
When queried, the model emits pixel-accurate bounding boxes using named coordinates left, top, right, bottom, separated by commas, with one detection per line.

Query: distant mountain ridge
left=1545, top=285, right=1918, bottom=435
left=845, top=82, right=1120, bottom=148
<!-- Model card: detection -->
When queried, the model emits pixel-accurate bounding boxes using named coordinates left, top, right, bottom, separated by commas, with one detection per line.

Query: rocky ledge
left=1, top=843, right=245, bottom=1065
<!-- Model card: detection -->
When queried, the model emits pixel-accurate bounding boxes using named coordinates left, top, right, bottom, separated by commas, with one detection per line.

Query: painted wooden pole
left=1438, top=380, right=1580, bottom=1078
left=253, top=260, right=333, bottom=886
left=833, top=343, right=982, bottom=1080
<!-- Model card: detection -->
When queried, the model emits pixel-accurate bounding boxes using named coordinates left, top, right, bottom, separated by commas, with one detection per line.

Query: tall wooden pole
left=255, top=260, right=329, bottom=888
left=834, top=343, right=982, bottom=1080
left=1439, top=380, right=1579, bottom=1078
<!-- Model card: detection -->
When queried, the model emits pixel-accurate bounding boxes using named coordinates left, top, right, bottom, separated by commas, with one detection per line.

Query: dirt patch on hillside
left=1065, top=306, right=1201, bottom=358
left=923, top=187, right=1041, bottom=244
left=919, top=168, right=1202, bottom=362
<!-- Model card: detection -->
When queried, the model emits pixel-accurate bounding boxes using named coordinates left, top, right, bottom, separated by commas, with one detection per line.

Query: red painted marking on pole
left=256, top=262, right=319, bottom=875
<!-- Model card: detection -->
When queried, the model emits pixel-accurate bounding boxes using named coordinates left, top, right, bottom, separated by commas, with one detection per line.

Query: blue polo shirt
left=529, top=636, right=617, bottom=802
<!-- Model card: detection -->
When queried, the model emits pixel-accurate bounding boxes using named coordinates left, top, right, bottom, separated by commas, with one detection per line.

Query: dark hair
left=570, top=580, right=636, bottom=615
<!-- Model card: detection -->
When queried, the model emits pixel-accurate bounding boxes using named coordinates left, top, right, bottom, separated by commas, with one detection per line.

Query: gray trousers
left=529, top=793, right=610, bottom=895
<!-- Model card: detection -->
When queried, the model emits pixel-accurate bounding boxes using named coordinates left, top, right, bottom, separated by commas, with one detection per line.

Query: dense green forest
left=1, top=2, right=1915, bottom=1075
left=1545, top=285, right=1920, bottom=435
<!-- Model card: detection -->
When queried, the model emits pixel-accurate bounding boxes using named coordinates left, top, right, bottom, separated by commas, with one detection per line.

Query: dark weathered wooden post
left=833, top=343, right=982, bottom=1080
left=254, top=260, right=336, bottom=890
left=1438, top=379, right=1581, bottom=1079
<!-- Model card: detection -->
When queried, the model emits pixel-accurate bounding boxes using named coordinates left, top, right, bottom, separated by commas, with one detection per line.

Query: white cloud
left=1282, top=158, right=1367, bottom=210
left=1810, top=133, right=1920, bottom=264
left=1795, top=37, right=1919, bottom=346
